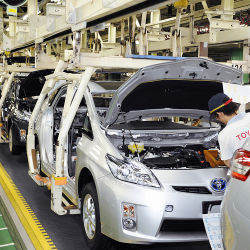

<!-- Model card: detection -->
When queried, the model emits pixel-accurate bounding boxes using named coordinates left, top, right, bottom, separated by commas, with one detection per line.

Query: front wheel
left=81, top=182, right=111, bottom=250
left=9, top=126, right=22, bottom=155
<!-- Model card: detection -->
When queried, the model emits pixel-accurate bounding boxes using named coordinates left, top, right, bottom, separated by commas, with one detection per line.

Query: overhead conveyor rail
left=0, top=0, right=248, bottom=82
left=9, top=0, right=172, bottom=53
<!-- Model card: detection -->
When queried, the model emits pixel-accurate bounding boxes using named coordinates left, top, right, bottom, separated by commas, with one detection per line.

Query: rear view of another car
left=1, top=70, right=53, bottom=154
left=221, top=138, right=250, bottom=250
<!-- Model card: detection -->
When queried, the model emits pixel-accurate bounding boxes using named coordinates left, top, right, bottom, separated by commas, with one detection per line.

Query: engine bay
left=107, top=115, right=224, bottom=169
left=117, top=142, right=224, bottom=169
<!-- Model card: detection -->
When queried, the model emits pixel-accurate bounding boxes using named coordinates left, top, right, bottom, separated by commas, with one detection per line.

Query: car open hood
left=104, top=58, right=242, bottom=127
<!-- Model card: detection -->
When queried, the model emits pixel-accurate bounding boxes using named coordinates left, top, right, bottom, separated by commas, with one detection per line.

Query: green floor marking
left=0, top=217, right=6, bottom=229
left=0, top=198, right=23, bottom=250
left=0, top=223, right=14, bottom=246
left=0, top=211, right=16, bottom=249
left=0, top=245, right=16, bottom=249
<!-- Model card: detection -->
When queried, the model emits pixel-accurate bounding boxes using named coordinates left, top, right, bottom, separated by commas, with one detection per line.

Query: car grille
left=160, top=219, right=205, bottom=232
left=172, top=186, right=212, bottom=194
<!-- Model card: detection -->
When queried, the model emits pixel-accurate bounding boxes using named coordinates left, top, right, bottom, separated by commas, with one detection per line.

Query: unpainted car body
left=33, top=58, right=242, bottom=247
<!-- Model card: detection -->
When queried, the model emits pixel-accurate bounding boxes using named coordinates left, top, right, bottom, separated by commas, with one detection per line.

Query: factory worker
left=208, top=93, right=250, bottom=167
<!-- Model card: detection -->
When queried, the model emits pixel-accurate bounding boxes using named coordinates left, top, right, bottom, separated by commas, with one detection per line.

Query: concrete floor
left=0, top=144, right=211, bottom=250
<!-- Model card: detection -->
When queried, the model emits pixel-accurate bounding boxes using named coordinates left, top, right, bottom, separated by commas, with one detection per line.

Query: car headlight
left=106, top=154, right=160, bottom=188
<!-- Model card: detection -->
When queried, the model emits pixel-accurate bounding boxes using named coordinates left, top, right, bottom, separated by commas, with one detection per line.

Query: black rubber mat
left=0, top=144, right=211, bottom=250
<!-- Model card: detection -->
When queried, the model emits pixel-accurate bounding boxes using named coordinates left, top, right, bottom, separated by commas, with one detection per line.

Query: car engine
left=118, top=144, right=213, bottom=169
left=107, top=116, right=223, bottom=169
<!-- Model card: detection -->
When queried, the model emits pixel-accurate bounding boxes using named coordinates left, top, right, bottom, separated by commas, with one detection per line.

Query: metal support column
left=28, top=0, right=38, bottom=17
left=243, top=39, right=250, bottom=83
left=221, top=0, right=234, bottom=20
left=0, top=8, right=3, bottom=50
left=52, top=67, right=96, bottom=215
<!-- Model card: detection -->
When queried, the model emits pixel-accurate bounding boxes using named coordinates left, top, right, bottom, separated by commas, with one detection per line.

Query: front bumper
left=97, top=174, right=223, bottom=244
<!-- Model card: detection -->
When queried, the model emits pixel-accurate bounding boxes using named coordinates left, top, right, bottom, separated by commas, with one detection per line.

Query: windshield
left=19, top=69, right=53, bottom=98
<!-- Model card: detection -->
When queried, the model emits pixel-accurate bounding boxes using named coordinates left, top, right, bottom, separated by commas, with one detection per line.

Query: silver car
left=221, top=137, right=250, bottom=250
left=33, top=59, right=235, bottom=249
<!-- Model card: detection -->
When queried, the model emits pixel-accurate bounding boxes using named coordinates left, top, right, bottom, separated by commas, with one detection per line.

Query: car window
left=48, top=89, right=60, bottom=106
left=18, top=70, right=53, bottom=99
left=49, top=87, right=87, bottom=108
left=93, top=96, right=112, bottom=108
left=50, top=86, right=92, bottom=139
left=82, top=114, right=93, bottom=140
left=56, top=94, right=66, bottom=108
left=49, top=87, right=67, bottom=107
left=15, top=84, right=20, bottom=98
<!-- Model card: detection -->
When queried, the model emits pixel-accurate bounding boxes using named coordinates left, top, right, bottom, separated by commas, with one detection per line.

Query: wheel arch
left=78, top=167, right=96, bottom=197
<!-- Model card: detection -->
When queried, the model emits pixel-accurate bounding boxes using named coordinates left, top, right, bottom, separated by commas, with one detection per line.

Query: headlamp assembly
left=106, top=154, right=160, bottom=188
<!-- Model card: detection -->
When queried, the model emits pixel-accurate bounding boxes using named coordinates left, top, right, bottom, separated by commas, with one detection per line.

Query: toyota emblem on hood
left=210, top=178, right=227, bottom=192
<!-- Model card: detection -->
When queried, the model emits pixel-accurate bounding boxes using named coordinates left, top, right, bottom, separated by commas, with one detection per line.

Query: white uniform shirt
left=218, top=113, right=250, bottom=160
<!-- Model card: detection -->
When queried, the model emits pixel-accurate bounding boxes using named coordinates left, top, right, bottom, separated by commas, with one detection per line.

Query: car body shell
left=34, top=58, right=237, bottom=244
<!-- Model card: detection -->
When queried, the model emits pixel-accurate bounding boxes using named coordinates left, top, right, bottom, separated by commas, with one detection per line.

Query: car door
left=40, top=87, right=67, bottom=167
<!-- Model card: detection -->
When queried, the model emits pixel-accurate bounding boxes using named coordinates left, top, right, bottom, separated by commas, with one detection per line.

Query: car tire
left=9, top=126, right=22, bottom=155
left=81, top=182, right=112, bottom=250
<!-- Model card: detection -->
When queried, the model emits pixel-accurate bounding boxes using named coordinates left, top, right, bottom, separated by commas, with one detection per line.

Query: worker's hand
left=223, top=159, right=231, bottom=168
left=191, top=119, right=201, bottom=127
